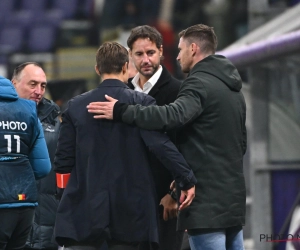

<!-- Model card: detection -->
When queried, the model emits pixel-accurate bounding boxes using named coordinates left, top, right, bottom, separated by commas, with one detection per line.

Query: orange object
left=18, top=194, right=26, bottom=200
left=56, top=173, right=70, bottom=188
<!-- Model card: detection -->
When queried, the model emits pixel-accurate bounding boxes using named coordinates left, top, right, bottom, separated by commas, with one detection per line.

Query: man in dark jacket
left=0, top=76, right=51, bottom=250
left=87, top=24, right=247, bottom=250
left=53, top=42, right=196, bottom=250
left=12, top=62, right=61, bottom=250
left=126, top=25, right=183, bottom=250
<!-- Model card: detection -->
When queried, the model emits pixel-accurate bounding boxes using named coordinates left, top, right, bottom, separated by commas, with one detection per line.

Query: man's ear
left=159, top=45, right=163, bottom=57
left=95, top=65, right=100, bottom=76
left=11, top=79, right=16, bottom=87
left=123, top=62, right=128, bottom=74
left=191, top=43, right=198, bottom=56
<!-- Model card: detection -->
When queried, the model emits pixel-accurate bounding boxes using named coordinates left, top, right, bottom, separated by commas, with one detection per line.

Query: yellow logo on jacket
left=18, top=194, right=26, bottom=200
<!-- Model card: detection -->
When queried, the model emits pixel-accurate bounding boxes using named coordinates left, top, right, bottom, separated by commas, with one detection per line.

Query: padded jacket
left=0, top=76, right=50, bottom=208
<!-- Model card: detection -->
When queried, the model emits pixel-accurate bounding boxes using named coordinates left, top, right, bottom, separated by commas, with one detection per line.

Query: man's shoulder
left=127, top=80, right=134, bottom=90
left=68, top=89, right=95, bottom=104
left=39, top=97, right=60, bottom=111
left=14, top=99, right=38, bottom=117
left=126, top=88, right=156, bottom=106
left=159, top=66, right=182, bottom=88
left=18, top=98, right=36, bottom=109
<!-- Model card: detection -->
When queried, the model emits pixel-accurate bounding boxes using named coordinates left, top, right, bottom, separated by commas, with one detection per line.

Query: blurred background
left=1, top=0, right=300, bottom=249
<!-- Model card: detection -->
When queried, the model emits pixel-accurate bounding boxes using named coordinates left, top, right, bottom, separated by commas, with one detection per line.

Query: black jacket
left=115, top=55, right=247, bottom=230
left=127, top=65, right=182, bottom=200
left=53, top=79, right=196, bottom=246
left=26, top=97, right=61, bottom=249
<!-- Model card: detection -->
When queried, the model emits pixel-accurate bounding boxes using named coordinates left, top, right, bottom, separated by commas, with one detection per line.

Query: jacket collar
left=127, top=65, right=171, bottom=95
left=37, top=97, right=60, bottom=124
left=98, top=79, right=130, bottom=89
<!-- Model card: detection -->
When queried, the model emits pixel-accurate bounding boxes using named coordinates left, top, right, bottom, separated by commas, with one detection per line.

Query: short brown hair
left=179, top=24, right=218, bottom=54
left=96, top=42, right=128, bottom=74
left=127, top=25, right=163, bottom=50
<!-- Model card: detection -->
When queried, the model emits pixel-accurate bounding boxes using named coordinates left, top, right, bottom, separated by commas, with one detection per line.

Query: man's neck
left=137, top=65, right=161, bottom=89
left=101, top=73, right=126, bottom=83
left=138, top=74, right=150, bottom=89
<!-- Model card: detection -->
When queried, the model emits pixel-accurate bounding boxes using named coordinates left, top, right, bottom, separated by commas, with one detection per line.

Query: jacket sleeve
left=242, top=96, right=247, bottom=155
left=54, top=105, right=76, bottom=174
left=140, top=129, right=197, bottom=190
left=115, top=76, right=207, bottom=131
left=29, top=120, right=51, bottom=180
left=138, top=95, right=196, bottom=190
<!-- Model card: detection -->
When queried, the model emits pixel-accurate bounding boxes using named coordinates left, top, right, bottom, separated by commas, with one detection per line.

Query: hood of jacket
left=0, top=76, right=18, bottom=101
left=190, top=54, right=242, bottom=92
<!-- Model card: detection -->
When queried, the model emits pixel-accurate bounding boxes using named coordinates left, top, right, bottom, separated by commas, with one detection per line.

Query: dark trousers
left=158, top=210, right=184, bottom=250
left=0, top=207, right=35, bottom=250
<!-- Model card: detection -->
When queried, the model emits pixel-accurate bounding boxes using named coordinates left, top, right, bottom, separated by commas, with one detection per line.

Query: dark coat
left=127, top=65, right=182, bottom=200
left=116, top=55, right=247, bottom=230
left=26, top=98, right=61, bottom=249
left=53, top=79, right=196, bottom=246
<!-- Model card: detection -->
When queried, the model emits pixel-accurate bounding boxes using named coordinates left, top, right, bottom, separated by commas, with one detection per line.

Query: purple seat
left=0, top=0, right=15, bottom=14
left=0, top=55, right=8, bottom=64
left=34, top=9, right=64, bottom=27
left=0, top=26, right=24, bottom=53
left=4, top=10, right=34, bottom=29
left=20, top=0, right=47, bottom=12
left=27, top=25, right=57, bottom=52
left=0, top=0, right=16, bottom=26
left=52, top=0, right=78, bottom=19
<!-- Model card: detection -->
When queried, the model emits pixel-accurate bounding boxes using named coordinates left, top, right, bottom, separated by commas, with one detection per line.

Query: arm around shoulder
left=119, top=76, right=206, bottom=131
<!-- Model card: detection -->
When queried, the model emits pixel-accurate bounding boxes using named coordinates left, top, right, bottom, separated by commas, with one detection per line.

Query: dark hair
left=12, top=62, right=43, bottom=81
left=127, top=25, right=163, bottom=50
left=96, top=42, right=129, bottom=74
left=178, top=24, right=218, bottom=54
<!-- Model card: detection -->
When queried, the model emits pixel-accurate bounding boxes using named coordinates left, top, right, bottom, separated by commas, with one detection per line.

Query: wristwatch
left=168, top=189, right=177, bottom=201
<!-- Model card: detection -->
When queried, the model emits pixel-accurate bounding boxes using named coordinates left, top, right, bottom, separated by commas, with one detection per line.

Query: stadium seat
left=27, top=25, right=57, bottom=52
left=52, top=0, right=78, bottom=19
left=0, top=26, right=24, bottom=54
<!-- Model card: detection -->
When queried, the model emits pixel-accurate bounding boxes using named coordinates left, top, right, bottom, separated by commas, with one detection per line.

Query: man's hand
left=160, top=194, right=178, bottom=221
left=178, top=185, right=195, bottom=211
left=87, top=95, right=118, bottom=119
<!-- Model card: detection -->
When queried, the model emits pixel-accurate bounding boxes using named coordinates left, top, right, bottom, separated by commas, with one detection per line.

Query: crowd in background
left=90, top=0, right=248, bottom=79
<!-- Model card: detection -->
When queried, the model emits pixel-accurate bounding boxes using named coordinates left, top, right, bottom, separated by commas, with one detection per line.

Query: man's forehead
left=132, top=44, right=161, bottom=53
left=20, top=66, right=46, bottom=80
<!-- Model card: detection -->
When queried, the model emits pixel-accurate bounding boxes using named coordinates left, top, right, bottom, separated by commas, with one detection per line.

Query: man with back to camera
left=87, top=24, right=247, bottom=250
left=0, top=76, right=51, bottom=250
left=126, top=25, right=184, bottom=250
left=11, top=62, right=61, bottom=250
left=53, top=41, right=196, bottom=250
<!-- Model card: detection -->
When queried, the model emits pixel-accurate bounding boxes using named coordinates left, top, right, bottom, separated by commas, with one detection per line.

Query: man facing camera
left=12, top=62, right=61, bottom=250
left=126, top=25, right=184, bottom=250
